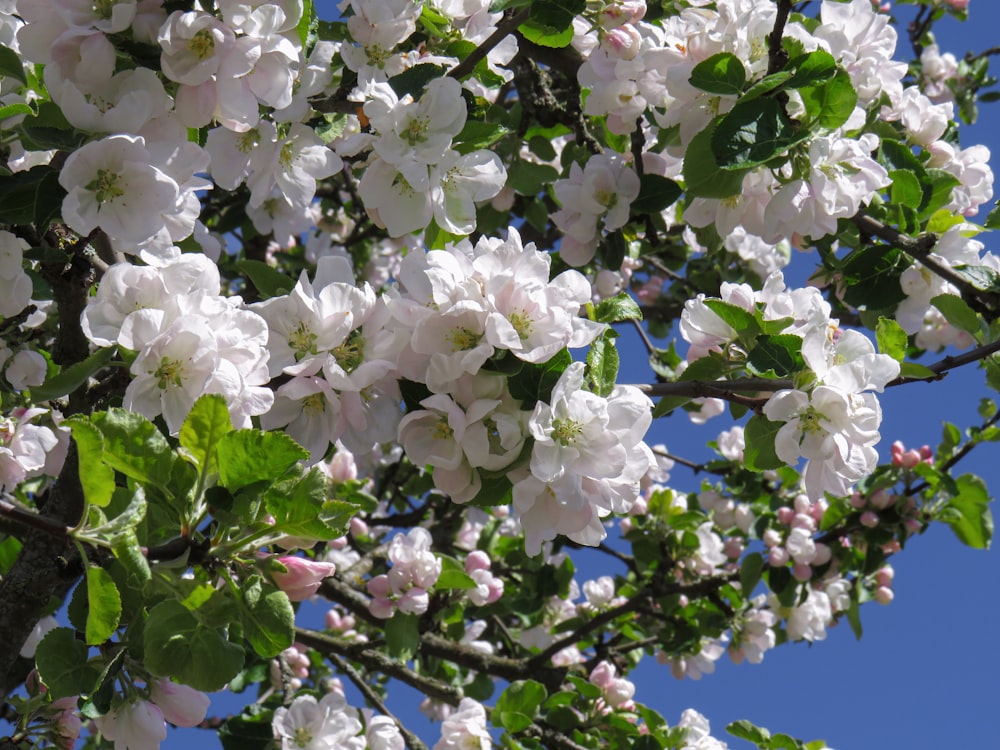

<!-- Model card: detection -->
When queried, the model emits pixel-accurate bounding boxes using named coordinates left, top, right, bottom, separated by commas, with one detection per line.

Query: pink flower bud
left=369, top=597, right=396, bottom=619
left=728, top=646, right=745, bottom=665
left=465, top=551, right=491, bottom=573
left=350, top=517, right=369, bottom=537
left=397, top=587, right=429, bottom=616
left=486, top=578, right=504, bottom=604
left=901, top=449, right=921, bottom=469
left=869, top=489, right=894, bottom=510
left=150, top=679, right=210, bottom=728
left=589, top=661, right=617, bottom=689
left=776, top=507, right=795, bottom=525
left=367, top=574, right=391, bottom=599
left=850, top=492, right=867, bottom=509
left=792, top=563, right=812, bottom=582
left=875, top=566, right=895, bottom=588
left=860, top=511, right=880, bottom=528
left=812, top=543, right=832, bottom=566
left=603, top=25, right=642, bottom=60
left=768, top=547, right=789, bottom=567
left=269, top=557, right=336, bottom=601
left=904, top=517, right=923, bottom=533
left=919, top=445, right=933, bottom=461
left=723, top=538, right=744, bottom=559
left=881, top=540, right=902, bottom=554
left=874, top=586, right=895, bottom=605
left=763, top=529, right=782, bottom=548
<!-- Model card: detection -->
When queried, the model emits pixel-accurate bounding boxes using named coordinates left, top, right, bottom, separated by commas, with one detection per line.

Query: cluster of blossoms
left=367, top=527, right=442, bottom=618
left=93, top=681, right=210, bottom=750
left=588, top=661, right=636, bottom=712
left=0, top=407, right=66, bottom=493
left=350, top=77, right=507, bottom=238
left=550, top=151, right=640, bottom=266
left=682, top=271, right=900, bottom=500
left=81, top=254, right=272, bottom=434
left=897, top=226, right=1000, bottom=350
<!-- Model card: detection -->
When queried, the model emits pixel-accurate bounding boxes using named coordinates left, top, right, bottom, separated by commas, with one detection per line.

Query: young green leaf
left=217, top=430, right=308, bottom=490
left=240, top=577, right=295, bottom=658
left=85, top=565, right=122, bottom=646
left=743, top=414, right=785, bottom=471
left=688, top=52, right=747, bottom=96
left=875, top=317, right=908, bottom=362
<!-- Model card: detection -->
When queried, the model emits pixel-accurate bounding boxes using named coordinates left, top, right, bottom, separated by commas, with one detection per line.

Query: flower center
left=0, top=418, right=15, bottom=446
left=509, top=311, right=533, bottom=340
left=189, top=28, right=216, bottom=59
left=401, top=115, right=430, bottom=146
left=551, top=418, right=583, bottom=445
left=448, top=327, right=482, bottom=352
left=332, top=330, right=365, bottom=374
left=302, top=393, right=326, bottom=415
left=237, top=129, right=260, bottom=154
left=86, top=169, right=126, bottom=205
left=152, top=358, right=185, bottom=390
left=797, top=406, right=825, bottom=435
left=92, top=0, right=116, bottom=20
left=432, top=417, right=453, bottom=441
left=289, top=321, right=318, bottom=360
left=293, top=727, right=313, bottom=748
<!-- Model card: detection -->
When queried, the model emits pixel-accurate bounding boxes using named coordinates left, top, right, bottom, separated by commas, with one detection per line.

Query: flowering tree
left=0, top=0, right=997, bottom=748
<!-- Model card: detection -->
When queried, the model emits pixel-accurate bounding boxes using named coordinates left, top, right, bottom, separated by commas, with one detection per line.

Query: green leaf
left=601, top=230, right=628, bottom=269
left=79, top=648, right=126, bottom=719
left=219, top=708, right=277, bottom=750
left=112, top=529, right=152, bottom=583
left=217, top=430, right=308, bottom=491
left=67, top=419, right=115, bottom=508
left=236, top=260, right=293, bottom=299
left=517, top=19, right=574, bottom=47
left=743, top=414, right=785, bottom=471
left=91, top=409, right=177, bottom=496
left=942, top=474, right=993, bottom=549
left=437, top=556, right=477, bottom=590
left=32, top=346, right=115, bottom=402
left=144, top=600, right=245, bottom=692
left=387, top=63, right=447, bottom=97
left=586, top=329, right=620, bottom=397
left=34, top=628, right=100, bottom=700
left=683, top=121, right=748, bottom=199
left=180, top=394, right=233, bottom=480
left=0, top=102, right=32, bottom=120
left=930, top=294, right=980, bottom=335
left=507, top=159, right=560, bottom=195
left=727, top=720, right=772, bottom=746
left=920, top=169, right=962, bottom=218
left=453, top=120, right=510, bottom=154
left=385, top=613, right=420, bottom=661
left=494, top=680, right=547, bottom=732
left=889, top=169, right=922, bottom=208
left=265, top=468, right=357, bottom=541
left=784, top=49, right=837, bottom=88
left=84, top=566, right=122, bottom=645
left=0, top=43, right=26, bottom=84
left=0, top=165, right=66, bottom=226
left=239, top=576, right=295, bottom=658
left=740, top=552, right=765, bottom=596
left=689, top=52, right=746, bottom=96
left=747, top=334, right=803, bottom=377
left=527, top=0, right=584, bottom=32
left=594, top=293, right=642, bottom=323
left=712, top=97, right=804, bottom=170
left=799, top=69, right=857, bottom=131
left=840, top=245, right=908, bottom=308
left=704, top=299, right=756, bottom=334
left=875, top=317, right=908, bottom=362
left=632, top=173, right=682, bottom=215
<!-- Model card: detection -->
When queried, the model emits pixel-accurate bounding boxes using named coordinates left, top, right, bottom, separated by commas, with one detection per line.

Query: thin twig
left=448, top=8, right=530, bottom=81
left=327, top=651, right=429, bottom=750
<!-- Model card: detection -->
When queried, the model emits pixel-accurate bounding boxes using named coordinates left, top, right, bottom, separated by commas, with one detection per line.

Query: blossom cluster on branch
left=0, top=0, right=998, bottom=749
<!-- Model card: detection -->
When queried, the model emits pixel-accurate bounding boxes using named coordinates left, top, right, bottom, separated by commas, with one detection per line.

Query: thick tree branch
left=294, top=628, right=464, bottom=707
left=0, top=445, right=85, bottom=699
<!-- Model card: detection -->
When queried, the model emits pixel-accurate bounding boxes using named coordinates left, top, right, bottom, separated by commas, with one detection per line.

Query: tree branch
left=853, top=213, right=1000, bottom=315
left=326, top=651, right=429, bottom=750
left=447, top=8, right=530, bottom=81
left=294, top=628, right=464, bottom=707
left=0, top=445, right=86, bottom=699
left=767, top=0, right=794, bottom=76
